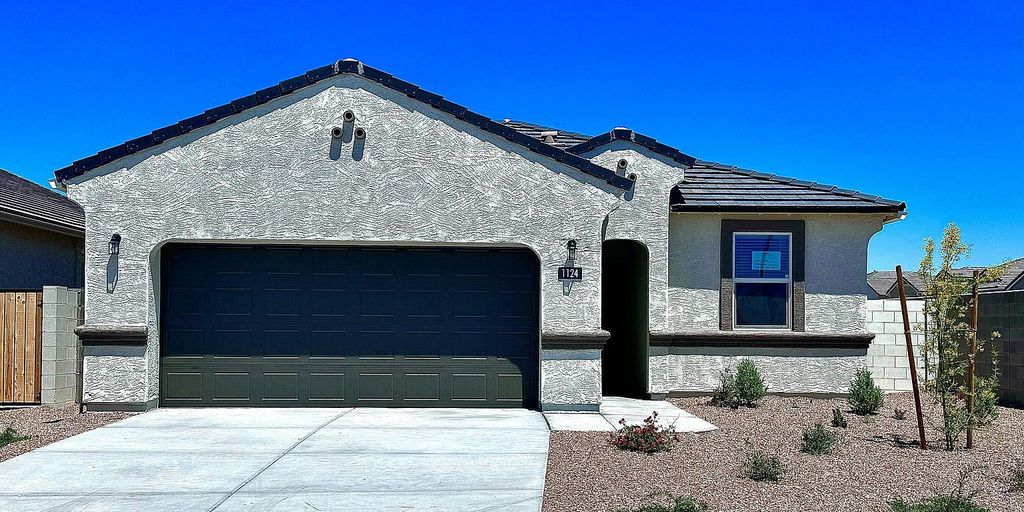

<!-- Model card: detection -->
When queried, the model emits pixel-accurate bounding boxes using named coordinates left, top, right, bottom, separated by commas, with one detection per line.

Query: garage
left=159, top=244, right=539, bottom=408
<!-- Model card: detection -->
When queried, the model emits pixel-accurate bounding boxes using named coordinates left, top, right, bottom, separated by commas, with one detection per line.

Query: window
left=733, top=233, right=791, bottom=329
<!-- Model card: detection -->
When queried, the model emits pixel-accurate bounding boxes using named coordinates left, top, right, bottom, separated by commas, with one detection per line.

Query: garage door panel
left=264, top=330, right=305, bottom=358
left=309, top=330, right=349, bottom=358
left=213, top=372, right=250, bottom=401
left=161, top=245, right=538, bottom=408
left=262, top=372, right=299, bottom=401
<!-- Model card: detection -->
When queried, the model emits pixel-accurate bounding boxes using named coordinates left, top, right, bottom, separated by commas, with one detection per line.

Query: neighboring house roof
left=867, top=270, right=925, bottom=298
left=498, top=120, right=591, bottom=149
left=0, top=168, right=84, bottom=237
left=53, top=59, right=634, bottom=191
left=867, top=258, right=1024, bottom=297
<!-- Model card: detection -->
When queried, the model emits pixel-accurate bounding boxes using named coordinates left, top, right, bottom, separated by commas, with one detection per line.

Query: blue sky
left=1, top=2, right=1021, bottom=270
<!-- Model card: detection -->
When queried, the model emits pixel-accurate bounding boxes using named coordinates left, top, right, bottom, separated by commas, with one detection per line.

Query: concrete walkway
left=0, top=408, right=550, bottom=512
left=544, top=396, right=717, bottom=433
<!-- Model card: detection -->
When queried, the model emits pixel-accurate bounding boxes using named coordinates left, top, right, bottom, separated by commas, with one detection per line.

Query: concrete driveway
left=0, top=408, right=550, bottom=512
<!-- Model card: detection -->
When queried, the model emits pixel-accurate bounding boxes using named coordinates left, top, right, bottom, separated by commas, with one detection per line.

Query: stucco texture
left=666, top=213, right=884, bottom=334
left=582, top=143, right=687, bottom=333
left=67, top=75, right=623, bottom=405
left=649, top=346, right=866, bottom=394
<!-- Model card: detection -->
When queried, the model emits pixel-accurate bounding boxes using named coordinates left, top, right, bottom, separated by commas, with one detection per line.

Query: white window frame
left=732, top=232, right=792, bottom=330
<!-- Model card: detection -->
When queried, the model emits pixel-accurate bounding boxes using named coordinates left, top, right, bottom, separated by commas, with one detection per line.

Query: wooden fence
left=0, top=291, right=42, bottom=404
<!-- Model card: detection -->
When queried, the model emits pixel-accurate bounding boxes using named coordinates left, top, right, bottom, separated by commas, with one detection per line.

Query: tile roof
left=53, top=60, right=634, bottom=191
left=0, top=168, right=84, bottom=237
left=670, top=160, right=906, bottom=213
left=557, top=126, right=901, bottom=214
left=498, top=120, right=591, bottom=149
left=867, top=258, right=1024, bottom=297
left=867, top=270, right=925, bottom=298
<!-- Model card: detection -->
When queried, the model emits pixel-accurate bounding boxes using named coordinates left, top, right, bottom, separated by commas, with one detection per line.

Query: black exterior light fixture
left=566, top=239, right=577, bottom=262
left=108, top=233, right=121, bottom=255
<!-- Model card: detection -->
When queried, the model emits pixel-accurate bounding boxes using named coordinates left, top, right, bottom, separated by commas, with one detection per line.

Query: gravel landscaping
left=543, top=393, right=1024, bottom=512
left=0, top=405, right=134, bottom=463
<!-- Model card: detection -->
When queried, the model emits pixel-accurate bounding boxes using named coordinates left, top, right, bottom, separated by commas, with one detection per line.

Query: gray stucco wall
left=649, top=346, right=865, bottom=394
left=0, top=220, right=83, bottom=289
left=582, top=143, right=686, bottom=333
left=665, top=212, right=883, bottom=334
left=651, top=213, right=884, bottom=394
left=66, top=75, right=623, bottom=407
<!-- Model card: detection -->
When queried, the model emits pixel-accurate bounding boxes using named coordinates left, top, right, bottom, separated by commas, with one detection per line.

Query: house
left=50, top=59, right=906, bottom=412
left=867, top=258, right=1024, bottom=299
left=0, top=168, right=84, bottom=290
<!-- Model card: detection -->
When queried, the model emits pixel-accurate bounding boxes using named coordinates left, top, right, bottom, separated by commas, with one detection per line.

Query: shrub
left=1011, top=463, right=1024, bottom=492
left=0, top=426, right=30, bottom=449
left=831, top=408, right=848, bottom=428
left=615, top=494, right=710, bottom=512
left=710, top=369, right=738, bottom=408
left=894, top=408, right=908, bottom=420
left=734, top=359, right=768, bottom=407
left=888, top=496, right=988, bottom=512
left=609, top=411, right=676, bottom=454
left=744, top=445, right=783, bottom=482
left=847, top=368, right=884, bottom=415
left=890, top=468, right=988, bottom=511
left=801, top=423, right=839, bottom=455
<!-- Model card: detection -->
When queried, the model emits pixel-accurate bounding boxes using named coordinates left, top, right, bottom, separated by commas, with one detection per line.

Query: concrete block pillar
left=40, top=286, right=83, bottom=405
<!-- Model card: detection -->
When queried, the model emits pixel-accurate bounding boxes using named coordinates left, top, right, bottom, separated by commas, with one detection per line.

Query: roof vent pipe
left=330, top=127, right=343, bottom=139
left=343, top=110, right=356, bottom=123
left=617, top=159, right=629, bottom=172
left=354, top=127, right=366, bottom=140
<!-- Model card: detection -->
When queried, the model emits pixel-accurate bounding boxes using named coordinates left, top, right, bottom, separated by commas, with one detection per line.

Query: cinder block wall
left=866, top=298, right=926, bottom=392
left=41, top=286, right=83, bottom=405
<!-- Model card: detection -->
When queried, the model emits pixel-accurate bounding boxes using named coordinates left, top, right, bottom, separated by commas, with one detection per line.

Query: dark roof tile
left=0, top=169, right=84, bottom=236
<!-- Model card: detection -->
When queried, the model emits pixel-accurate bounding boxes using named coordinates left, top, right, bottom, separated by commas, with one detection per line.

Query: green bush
left=888, top=496, right=988, bottom=512
left=847, top=368, right=884, bottom=415
left=608, top=412, right=676, bottom=454
left=890, top=469, right=988, bottom=511
left=801, top=423, right=839, bottom=455
left=743, top=446, right=783, bottom=482
left=831, top=408, right=848, bottom=428
left=615, top=494, right=710, bottom=512
left=734, top=360, right=768, bottom=407
left=710, top=369, right=738, bottom=408
left=0, top=426, right=30, bottom=449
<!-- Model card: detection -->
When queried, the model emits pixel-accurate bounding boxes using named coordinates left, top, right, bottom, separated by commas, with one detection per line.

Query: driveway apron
left=0, top=407, right=550, bottom=512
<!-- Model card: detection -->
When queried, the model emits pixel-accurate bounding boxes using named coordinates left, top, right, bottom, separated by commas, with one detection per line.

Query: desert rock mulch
left=0, top=405, right=134, bottom=463
left=543, top=393, right=1024, bottom=512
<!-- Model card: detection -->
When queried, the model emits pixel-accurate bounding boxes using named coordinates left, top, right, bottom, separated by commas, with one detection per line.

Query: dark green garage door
left=160, top=245, right=539, bottom=408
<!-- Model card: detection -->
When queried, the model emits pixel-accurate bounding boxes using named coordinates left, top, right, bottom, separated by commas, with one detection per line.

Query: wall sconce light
left=108, top=233, right=121, bottom=255
left=566, top=239, right=577, bottom=262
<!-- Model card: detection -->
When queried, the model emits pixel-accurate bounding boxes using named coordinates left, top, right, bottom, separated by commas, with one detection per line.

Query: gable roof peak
left=53, top=60, right=634, bottom=191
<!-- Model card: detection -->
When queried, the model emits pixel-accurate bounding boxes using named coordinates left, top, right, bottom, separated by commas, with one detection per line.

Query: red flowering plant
left=608, top=411, right=677, bottom=454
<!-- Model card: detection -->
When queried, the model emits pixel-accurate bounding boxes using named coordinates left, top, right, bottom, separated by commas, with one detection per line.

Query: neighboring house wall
left=647, top=213, right=883, bottom=394
left=41, top=286, right=83, bottom=405
left=0, top=220, right=83, bottom=289
left=977, top=290, right=1024, bottom=406
left=66, top=75, right=623, bottom=409
left=865, top=298, right=926, bottom=392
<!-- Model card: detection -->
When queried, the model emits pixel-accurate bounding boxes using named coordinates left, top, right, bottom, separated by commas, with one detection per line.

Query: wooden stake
left=967, top=269, right=979, bottom=449
left=896, top=265, right=927, bottom=450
